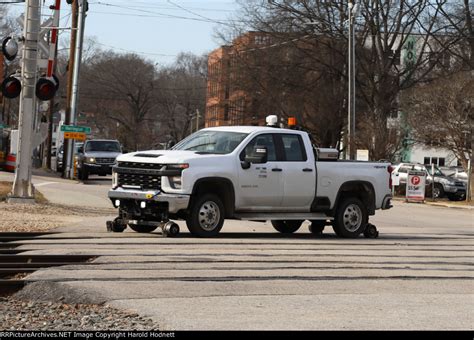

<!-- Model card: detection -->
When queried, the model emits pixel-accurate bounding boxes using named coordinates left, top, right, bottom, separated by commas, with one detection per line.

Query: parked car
left=442, top=166, right=469, bottom=183
left=55, top=142, right=84, bottom=173
left=392, top=163, right=466, bottom=200
left=76, top=139, right=122, bottom=180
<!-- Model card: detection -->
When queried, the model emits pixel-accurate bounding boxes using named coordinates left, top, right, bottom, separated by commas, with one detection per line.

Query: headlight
left=88, top=157, right=96, bottom=164
left=112, top=171, right=118, bottom=189
left=168, top=176, right=182, bottom=189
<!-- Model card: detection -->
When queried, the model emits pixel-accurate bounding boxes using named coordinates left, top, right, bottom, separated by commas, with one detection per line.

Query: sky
left=8, top=0, right=239, bottom=65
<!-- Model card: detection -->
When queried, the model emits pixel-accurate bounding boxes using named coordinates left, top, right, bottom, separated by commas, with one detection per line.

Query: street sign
left=406, top=170, right=426, bottom=202
left=0, top=124, right=9, bottom=129
left=61, top=125, right=91, bottom=134
left=356, top=149, right=369, bottom=161
left=64, top=132, right=86, bottom=141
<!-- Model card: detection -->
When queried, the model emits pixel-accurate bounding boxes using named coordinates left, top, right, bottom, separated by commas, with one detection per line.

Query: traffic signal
left=1, top=74, right=21, bottom=99
left=1, top=37, right=18, bottom=61
left=35, top=75, right=59, bottom=101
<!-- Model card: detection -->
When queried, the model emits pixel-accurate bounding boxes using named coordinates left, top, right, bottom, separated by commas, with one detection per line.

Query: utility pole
left=9, top=0, right=41, bottom=202
left=195, top=109, right=200, bottom=132
left=347, top=0, right=357, bottom=160
left=66, top=0, right=87, bottom=179
left=63, top=0, right=78, bottom=179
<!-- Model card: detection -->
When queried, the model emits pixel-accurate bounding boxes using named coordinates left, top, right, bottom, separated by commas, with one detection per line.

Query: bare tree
left=80, top=52, right=159, bottom=151
left=216, top=0, right=467, bottom=159
left=406, top=71, right=473, bottom=170
left=156, top=53, right=207, bottom=144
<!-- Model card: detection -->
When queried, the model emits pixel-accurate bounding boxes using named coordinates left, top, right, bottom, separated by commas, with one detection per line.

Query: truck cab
left=108, top=126, right=392, bottom=238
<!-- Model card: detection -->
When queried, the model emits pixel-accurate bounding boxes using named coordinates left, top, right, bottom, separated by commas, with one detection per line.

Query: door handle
left=272, top=168, right=283, bottom=172
left=302, top=168, right=313, bottom=172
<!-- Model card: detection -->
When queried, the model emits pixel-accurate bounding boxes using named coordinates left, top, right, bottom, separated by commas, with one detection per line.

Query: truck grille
left=118, top=172, right=161, bottom=191
left=116, top=162, right=163, bottom=191
left=96, top=158, right=116, bottom=165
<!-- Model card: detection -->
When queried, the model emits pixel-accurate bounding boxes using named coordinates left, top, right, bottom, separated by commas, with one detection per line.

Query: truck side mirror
left=245, top=145, right=268, bottom=164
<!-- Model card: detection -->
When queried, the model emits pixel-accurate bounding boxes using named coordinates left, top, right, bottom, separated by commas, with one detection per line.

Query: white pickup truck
left=107, top=125, right=393, bottom=238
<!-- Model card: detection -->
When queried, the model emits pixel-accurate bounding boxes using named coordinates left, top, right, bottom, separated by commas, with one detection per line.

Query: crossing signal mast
left=2, top=0, right=61, bottom=202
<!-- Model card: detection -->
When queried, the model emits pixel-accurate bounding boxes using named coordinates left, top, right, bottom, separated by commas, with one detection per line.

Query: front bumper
left=382, top=195, right=393, bottom=210
left=84, top=163, right=114, bottom=174
left=108, top=188, right=190, bottom=214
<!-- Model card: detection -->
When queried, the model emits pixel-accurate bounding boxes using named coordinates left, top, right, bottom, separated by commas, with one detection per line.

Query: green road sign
left=0, top=124, right=9, bottom=129
left=60, top=125, right=91, bottom=134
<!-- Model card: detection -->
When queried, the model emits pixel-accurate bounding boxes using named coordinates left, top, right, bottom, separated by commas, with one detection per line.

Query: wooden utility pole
left=62, top=0, right=78, bottom=178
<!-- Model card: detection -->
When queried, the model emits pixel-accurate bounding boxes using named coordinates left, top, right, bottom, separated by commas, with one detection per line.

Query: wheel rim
left=198, top=201, right=220, bottom=231
left=343, top=204, right=362, bottom=232
left=433, top=187, right=441, bottom=198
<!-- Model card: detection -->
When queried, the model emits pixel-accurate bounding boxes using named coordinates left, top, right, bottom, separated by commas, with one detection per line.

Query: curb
left=393, top=198, right=474, bottom=210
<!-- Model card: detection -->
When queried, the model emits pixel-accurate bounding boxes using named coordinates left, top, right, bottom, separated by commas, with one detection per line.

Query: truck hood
left=117, top=150, right=210, bottom=164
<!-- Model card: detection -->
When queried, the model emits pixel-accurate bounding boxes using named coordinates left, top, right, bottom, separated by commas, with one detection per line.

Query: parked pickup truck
left=108, top=126, right=393, bottom=238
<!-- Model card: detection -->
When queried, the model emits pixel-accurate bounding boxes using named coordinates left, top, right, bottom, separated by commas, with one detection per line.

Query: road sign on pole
left=60, top=125, right=91, bottom=134
left=64, top=132, right=86, bottom=141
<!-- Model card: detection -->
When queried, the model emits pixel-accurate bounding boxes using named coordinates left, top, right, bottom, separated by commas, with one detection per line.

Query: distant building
left=205, top=32, right=276, bottom=128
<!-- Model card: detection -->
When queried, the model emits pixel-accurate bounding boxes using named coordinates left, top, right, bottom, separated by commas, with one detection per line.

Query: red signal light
left=35, top=77, right=58, bottom=101
left=1, top=76, right=22, bottom=99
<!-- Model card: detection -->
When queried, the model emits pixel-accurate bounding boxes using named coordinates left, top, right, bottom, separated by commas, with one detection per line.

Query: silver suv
left=77, top=139, right=122, bottom=180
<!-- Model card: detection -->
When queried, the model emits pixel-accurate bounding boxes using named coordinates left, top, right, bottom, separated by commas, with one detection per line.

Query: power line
left=94, top=42, right=178, bottom=57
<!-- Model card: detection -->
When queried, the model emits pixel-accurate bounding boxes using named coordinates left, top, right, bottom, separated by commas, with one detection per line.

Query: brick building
left=205, top=32, right=274, bottom=128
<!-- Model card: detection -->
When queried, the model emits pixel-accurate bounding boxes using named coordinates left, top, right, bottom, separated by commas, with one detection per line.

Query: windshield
left=426, top=165, right=445, bottom=177
left=85, top=141, right=121, bottom=153
left=173, top=131, right=248, bottom=154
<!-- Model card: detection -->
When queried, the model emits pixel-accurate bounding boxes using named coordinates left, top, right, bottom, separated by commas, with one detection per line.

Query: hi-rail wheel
left=106, top=217, right=127, bottom=233
left=162, top=221, right=180, bottom=237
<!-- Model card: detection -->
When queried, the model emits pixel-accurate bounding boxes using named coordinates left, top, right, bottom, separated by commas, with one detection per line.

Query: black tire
left=332, top=197, right=368, bottom=238
left=79, top=168, right=89, bottom=181
left=447, top=193, right=465, bottom=201
left=271, top=220, right=303, bottom=234
left=432, top=184, right=444, bottom=199
left=309, top=220, right=326, bottom=234
left=107, top=218, right=127, bottom=233
left=186, top=194, right=225, bottom=237
left=128, top=224, right=158, bottom=233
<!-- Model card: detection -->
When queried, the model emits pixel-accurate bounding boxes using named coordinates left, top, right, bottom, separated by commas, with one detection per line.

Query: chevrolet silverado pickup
left=108, top=126, right=393, bottom=238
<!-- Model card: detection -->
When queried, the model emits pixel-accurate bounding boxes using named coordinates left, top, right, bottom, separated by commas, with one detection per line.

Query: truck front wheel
left=271, top=220, right=303, bottom=234
left=333, top=197, right=368, bottom=238
left=186, top=194, right=225, bottom=237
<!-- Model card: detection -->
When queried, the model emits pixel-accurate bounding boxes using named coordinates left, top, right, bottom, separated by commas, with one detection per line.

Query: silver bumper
left=382, top=195, right=393, bottom=210
left=108, top=188, right=190, bottom=213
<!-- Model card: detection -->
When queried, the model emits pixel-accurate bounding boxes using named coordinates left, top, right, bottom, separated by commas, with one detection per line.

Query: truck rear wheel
left=186, top=194, right=225, bottom=237
left=271, top=220, right=303, bottom=234
left=333, top=197, right=368, bottom=238
left=129, top=224, right=158, bottom=233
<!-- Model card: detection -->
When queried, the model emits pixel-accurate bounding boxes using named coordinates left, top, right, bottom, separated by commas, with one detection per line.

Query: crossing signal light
left=1, top=37, right=19, bottom=61
left=1, top=75, right=22, bottom=99
left=35, top=76, right=59, bottom=101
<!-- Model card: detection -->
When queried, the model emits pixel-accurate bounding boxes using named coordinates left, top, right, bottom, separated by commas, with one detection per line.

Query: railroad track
left=0, top=232, right=95, bottom=296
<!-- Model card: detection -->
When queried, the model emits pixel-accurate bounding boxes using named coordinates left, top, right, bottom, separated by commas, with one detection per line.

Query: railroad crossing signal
left=1, top=75, right=22, bottom=99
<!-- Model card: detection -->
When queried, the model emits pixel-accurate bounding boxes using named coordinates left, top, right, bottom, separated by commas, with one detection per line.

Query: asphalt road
left=2, top=169, right=473, bottom=330
left=0, top=170, right=111, bottom=208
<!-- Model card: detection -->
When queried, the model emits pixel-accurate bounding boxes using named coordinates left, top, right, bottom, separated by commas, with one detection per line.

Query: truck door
left=236, top=134, right=283, bottom=211
left=277, top=133, right=316, bottom=210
